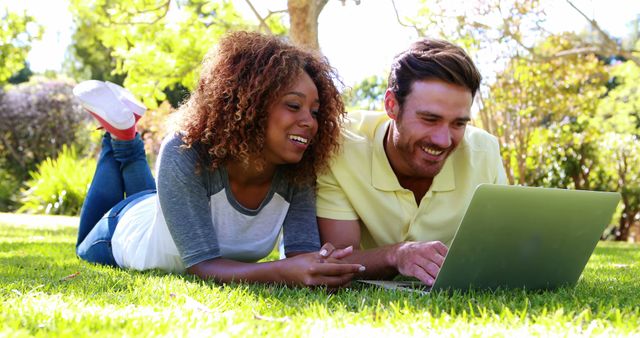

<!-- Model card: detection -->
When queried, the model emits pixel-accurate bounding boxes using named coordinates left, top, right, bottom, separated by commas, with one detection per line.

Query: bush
left=0, top=167, right=20, bottom=211
left=0, top=78, right=91, bottom=181
left=18, top=145, right=96, bottom=216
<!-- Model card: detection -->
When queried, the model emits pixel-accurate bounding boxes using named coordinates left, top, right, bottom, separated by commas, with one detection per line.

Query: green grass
left=1, top=212, right=639, bottom=337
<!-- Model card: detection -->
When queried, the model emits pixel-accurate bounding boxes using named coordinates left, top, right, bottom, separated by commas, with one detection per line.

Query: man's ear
left=384, top=89, right=400, bottom=120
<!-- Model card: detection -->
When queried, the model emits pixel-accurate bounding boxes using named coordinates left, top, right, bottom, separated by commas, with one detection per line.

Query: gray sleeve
left=282, top=183, right=321, bottom=255
left=156, top=135, right=221, bottom=268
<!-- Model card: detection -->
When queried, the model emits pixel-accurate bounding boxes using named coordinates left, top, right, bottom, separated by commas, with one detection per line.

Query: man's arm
left=318, top=217, right=448, bottom=286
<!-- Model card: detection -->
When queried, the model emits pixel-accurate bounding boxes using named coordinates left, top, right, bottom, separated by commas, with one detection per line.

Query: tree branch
left=391, top=0, right=423, bottom=36
left=565, top=0, right=640, bottom=66
left=565, top=0, right=616, bottom=48
left=245, top=0, right=274, bottom=34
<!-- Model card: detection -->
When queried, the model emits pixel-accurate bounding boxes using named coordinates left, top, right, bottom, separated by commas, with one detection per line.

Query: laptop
left=360, top=184, right=621, bottom=293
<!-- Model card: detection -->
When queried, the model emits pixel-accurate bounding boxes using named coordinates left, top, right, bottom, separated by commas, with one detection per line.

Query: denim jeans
left=76, top=133, right=156, bottom=266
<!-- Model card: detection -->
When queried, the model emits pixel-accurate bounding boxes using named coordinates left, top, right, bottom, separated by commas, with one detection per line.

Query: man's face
left=384, top=79, right=473, bottom=180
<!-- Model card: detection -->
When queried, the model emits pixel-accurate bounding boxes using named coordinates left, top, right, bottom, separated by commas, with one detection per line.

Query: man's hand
left=392, top=241, right=448, bottom=286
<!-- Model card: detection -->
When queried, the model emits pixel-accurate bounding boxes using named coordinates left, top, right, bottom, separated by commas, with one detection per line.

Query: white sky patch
left=317, top=1, right=419, bottom=86
left=5, top=0, right=73, bottom=73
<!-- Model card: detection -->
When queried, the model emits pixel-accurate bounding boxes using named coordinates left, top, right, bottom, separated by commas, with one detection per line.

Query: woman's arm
left=187, top=245, right=364, bottom=287
left=158, top=138, right=363, bottom=286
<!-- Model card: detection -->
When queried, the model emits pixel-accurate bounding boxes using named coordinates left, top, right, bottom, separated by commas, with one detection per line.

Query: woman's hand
left=187, top=243, right=364, bottom=288
left=318, top=242, right=355, bottom=261
left=282, top=242, right=364, bottom=287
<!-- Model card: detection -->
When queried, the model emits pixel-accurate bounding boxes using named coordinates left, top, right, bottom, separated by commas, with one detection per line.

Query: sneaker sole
left=86, top=109, right=136, bottom=140
left=73, top=80, right=136, bottom=140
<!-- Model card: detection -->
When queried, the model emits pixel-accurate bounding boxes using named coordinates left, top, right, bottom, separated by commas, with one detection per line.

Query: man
left=317, top=38, right=507, bottom=285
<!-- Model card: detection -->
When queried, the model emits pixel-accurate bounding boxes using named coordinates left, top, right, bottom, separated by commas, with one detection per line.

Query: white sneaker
left=73, top=80, right=136, bottom=140
left=105, top=81, right=146, bottom=121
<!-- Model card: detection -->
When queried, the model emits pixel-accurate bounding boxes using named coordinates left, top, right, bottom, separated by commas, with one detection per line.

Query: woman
left=75, top=31, right=364, bottom=287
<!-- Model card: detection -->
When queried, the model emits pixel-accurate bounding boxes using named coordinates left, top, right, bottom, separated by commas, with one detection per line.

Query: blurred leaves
left=0, top=8, right=43, bottom=84
left=0, top=78, right=93, bottom=212
left=67, top=0, right=254, bottom=108
left=18, top=145, right=96, bottom=216
left=481, top=33, right=608, bottom=187
left=0, top=79, right=89, bottom=179
left=343, top=75, right=387, bottom=111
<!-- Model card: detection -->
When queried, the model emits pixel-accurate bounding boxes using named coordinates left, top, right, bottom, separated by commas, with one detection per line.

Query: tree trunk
left=617, top=210, right=631, bottom=242
left=287, top=0, right=328, bottom=51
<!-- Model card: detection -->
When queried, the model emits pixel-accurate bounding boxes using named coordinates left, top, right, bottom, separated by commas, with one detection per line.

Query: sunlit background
left=1, top=0, right=639, bottom=241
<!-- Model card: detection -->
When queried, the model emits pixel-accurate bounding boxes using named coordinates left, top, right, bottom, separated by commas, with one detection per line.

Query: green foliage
left=18, top=145, right=96, bottom=216
left=2, top=216, right=640, bottom=336
left=64, top=20, right=126, bottom=85
left=263, top=11, right=289, bottom=36
left=0, top=8, right=42, bottom=84
left=480, top=34, right=608, bottom=187
left=8, top=62, right=34, bottom=84
left=598, top=132, right=640, bottom=240
left=591, top=61, right=640, bottom=240
left=597, top=61, right=640, bottom=135
left=0, top=167, right=20, bottom=211
left=342, top=75, right=387, bottom=111
left=475, top=33, right=640, bottom=240
left=67, top=0, right=254, bottom=108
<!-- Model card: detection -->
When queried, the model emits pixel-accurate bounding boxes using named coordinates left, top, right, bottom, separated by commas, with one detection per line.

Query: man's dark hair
left=387, top=38, right=482, bottom=108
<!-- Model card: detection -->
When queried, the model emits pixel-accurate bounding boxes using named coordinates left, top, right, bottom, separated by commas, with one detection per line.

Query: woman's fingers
left=297, top=249, right=365, bottom=287
left=318, top=242, right=336, bottom=258
left=310, top=262, right=365, bottom=276
left=328, top=245, right=353, bottom=259
left=319, top=243, right=354, bottom=260
left=313, top=274, right=356, bottom=288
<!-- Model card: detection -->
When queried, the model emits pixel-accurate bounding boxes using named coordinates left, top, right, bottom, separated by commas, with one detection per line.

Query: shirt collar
left=371, top=120, right=456, bottom=192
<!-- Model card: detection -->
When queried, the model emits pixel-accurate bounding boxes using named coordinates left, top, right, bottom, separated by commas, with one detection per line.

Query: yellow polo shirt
left=316, top=111, right=507, bottom=249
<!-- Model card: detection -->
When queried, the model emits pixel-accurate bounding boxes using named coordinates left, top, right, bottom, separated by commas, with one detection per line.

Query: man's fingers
left=432, top=253, right=445, bottom=267
left=423, top=262, right=440, bottom=280
left=432, top=241, right=448, bottom=256
left=411, top=264, right=435, bottom=286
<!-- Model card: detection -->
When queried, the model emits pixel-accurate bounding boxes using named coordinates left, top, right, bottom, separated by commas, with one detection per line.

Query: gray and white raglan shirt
left=110, top=133, right=321, bottom=273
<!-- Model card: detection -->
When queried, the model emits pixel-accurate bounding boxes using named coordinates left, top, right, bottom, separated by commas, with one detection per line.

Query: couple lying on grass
left=76, top=31, right=505, bottom=288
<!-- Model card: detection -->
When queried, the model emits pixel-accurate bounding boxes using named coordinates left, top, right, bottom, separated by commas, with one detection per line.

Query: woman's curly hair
left=179, top=31, right=345, bottom=185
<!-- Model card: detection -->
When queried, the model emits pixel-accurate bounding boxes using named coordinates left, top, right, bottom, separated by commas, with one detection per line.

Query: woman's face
left=263, top=71, right=319, bottom=165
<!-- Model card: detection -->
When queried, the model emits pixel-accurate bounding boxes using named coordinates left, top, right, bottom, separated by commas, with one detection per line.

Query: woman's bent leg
left=112, top=134, right=156, bottom=196
left=76, top=214, right=118, bottom=266
left=76, top=133, right=124, bottom=247
left=76, top=190, right=156, bottom=267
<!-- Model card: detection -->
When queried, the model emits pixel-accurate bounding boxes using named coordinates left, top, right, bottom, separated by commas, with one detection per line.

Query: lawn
left=1, top=212, right=639, bottom=337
